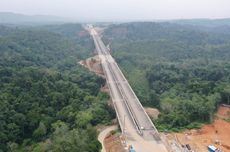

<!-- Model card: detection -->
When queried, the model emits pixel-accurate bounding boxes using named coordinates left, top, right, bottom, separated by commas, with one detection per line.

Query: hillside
left=171, top=18, right=230, bottom=27
left=0, top=25, right=115, bottom=151
left=103, top=22, right=230, bottom=131
left=0, top=12, right=69, bottom=24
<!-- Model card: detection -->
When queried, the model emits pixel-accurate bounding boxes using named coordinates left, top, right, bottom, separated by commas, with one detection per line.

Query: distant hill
left=0, top=12, right=70, bottom=24
left=171, top=18, right=230, bottom=27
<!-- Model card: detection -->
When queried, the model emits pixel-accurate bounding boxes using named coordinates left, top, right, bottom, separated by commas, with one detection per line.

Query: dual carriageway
left=89, top=26, right=168, bottom=152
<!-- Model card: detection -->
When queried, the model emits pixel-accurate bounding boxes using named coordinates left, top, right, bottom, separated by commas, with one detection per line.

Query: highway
left=89, top=26, right=168, bottom=152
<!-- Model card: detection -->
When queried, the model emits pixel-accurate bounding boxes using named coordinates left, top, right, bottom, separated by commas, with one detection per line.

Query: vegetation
left=35, top=24, right=95, bottom=54
left=0, top=25, right=115, bottom=151
left=103, top=22, right=230, bottom=131
left=1, top=20, right=230, bottom=151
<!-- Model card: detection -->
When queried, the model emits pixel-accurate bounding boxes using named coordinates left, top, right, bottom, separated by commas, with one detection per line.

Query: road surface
left=89, top=26, right=168, bottom=152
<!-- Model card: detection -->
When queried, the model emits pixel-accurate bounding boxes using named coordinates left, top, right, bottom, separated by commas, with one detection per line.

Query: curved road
left=98, top=125, right=118, bottom=152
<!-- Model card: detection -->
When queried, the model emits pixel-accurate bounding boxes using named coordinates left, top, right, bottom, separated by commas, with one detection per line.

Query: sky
left=0, top=0, right=230, bottom=21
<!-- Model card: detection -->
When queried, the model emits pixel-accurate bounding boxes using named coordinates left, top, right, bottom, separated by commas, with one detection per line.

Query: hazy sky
left=0, top=0, right=230, bottom=21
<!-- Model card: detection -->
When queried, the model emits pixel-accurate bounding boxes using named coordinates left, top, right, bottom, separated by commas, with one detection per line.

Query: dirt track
left=98, top=125, right=118, bottom=152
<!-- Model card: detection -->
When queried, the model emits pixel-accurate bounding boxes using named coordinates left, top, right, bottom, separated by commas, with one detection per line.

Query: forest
left=103, top=22, right=230, bottom=131
left=0, top=24, right=115, bottom=151
left=1, top=20, right=230, bottom=151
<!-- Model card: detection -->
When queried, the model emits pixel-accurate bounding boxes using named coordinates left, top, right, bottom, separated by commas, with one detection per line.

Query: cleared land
left=168, top=105, right=230, bottom=152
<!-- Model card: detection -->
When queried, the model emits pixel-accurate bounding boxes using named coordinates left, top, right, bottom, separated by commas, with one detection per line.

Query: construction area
left=166, top=105, right=230, bottom=152
left=80, top=54, right=230, bottom=152
left=80, top=40, right=230, bottom=152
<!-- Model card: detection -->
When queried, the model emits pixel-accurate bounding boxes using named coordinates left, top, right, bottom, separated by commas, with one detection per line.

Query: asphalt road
left=89, top=26, right=168, bottom=152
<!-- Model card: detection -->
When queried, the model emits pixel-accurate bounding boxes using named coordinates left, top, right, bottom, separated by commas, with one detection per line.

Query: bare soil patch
left=104, top=133, right=126, bottom=152
left=145, top=107, right=160, bottom=120
left=216, top=105, right=230, bottom=119
left=79, top=56, right=104, bottom=77
left=169, top=105, right=230, bottom=152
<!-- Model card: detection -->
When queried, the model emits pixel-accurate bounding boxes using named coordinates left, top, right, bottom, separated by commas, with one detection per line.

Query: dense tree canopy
left=103, top=22, right=230, bottom=131
left=0, top=25, right=115, bottom=151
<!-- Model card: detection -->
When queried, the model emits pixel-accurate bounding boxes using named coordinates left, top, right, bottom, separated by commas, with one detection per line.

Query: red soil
left=175, top=106, right=230, bottom=152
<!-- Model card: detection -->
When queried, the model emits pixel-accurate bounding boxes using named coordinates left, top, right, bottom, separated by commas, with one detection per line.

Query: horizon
left=0, top=0, right=230, bottom=22
left=1, top=11, right=230, bottom=23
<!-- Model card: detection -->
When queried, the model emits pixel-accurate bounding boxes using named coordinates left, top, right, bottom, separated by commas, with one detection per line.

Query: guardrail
left=106, top=61, right=143, bottom=136
left=92, top=33, right=143, bottom=135
left=93, top=33, right=125, bottom=133
left=91, top=29, right=163, bottom=139
left=102, top=64, right=124, bottom=132
left=113, top=62, right=161, bottom=136
left=97, top=34, right=161, bottom=137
